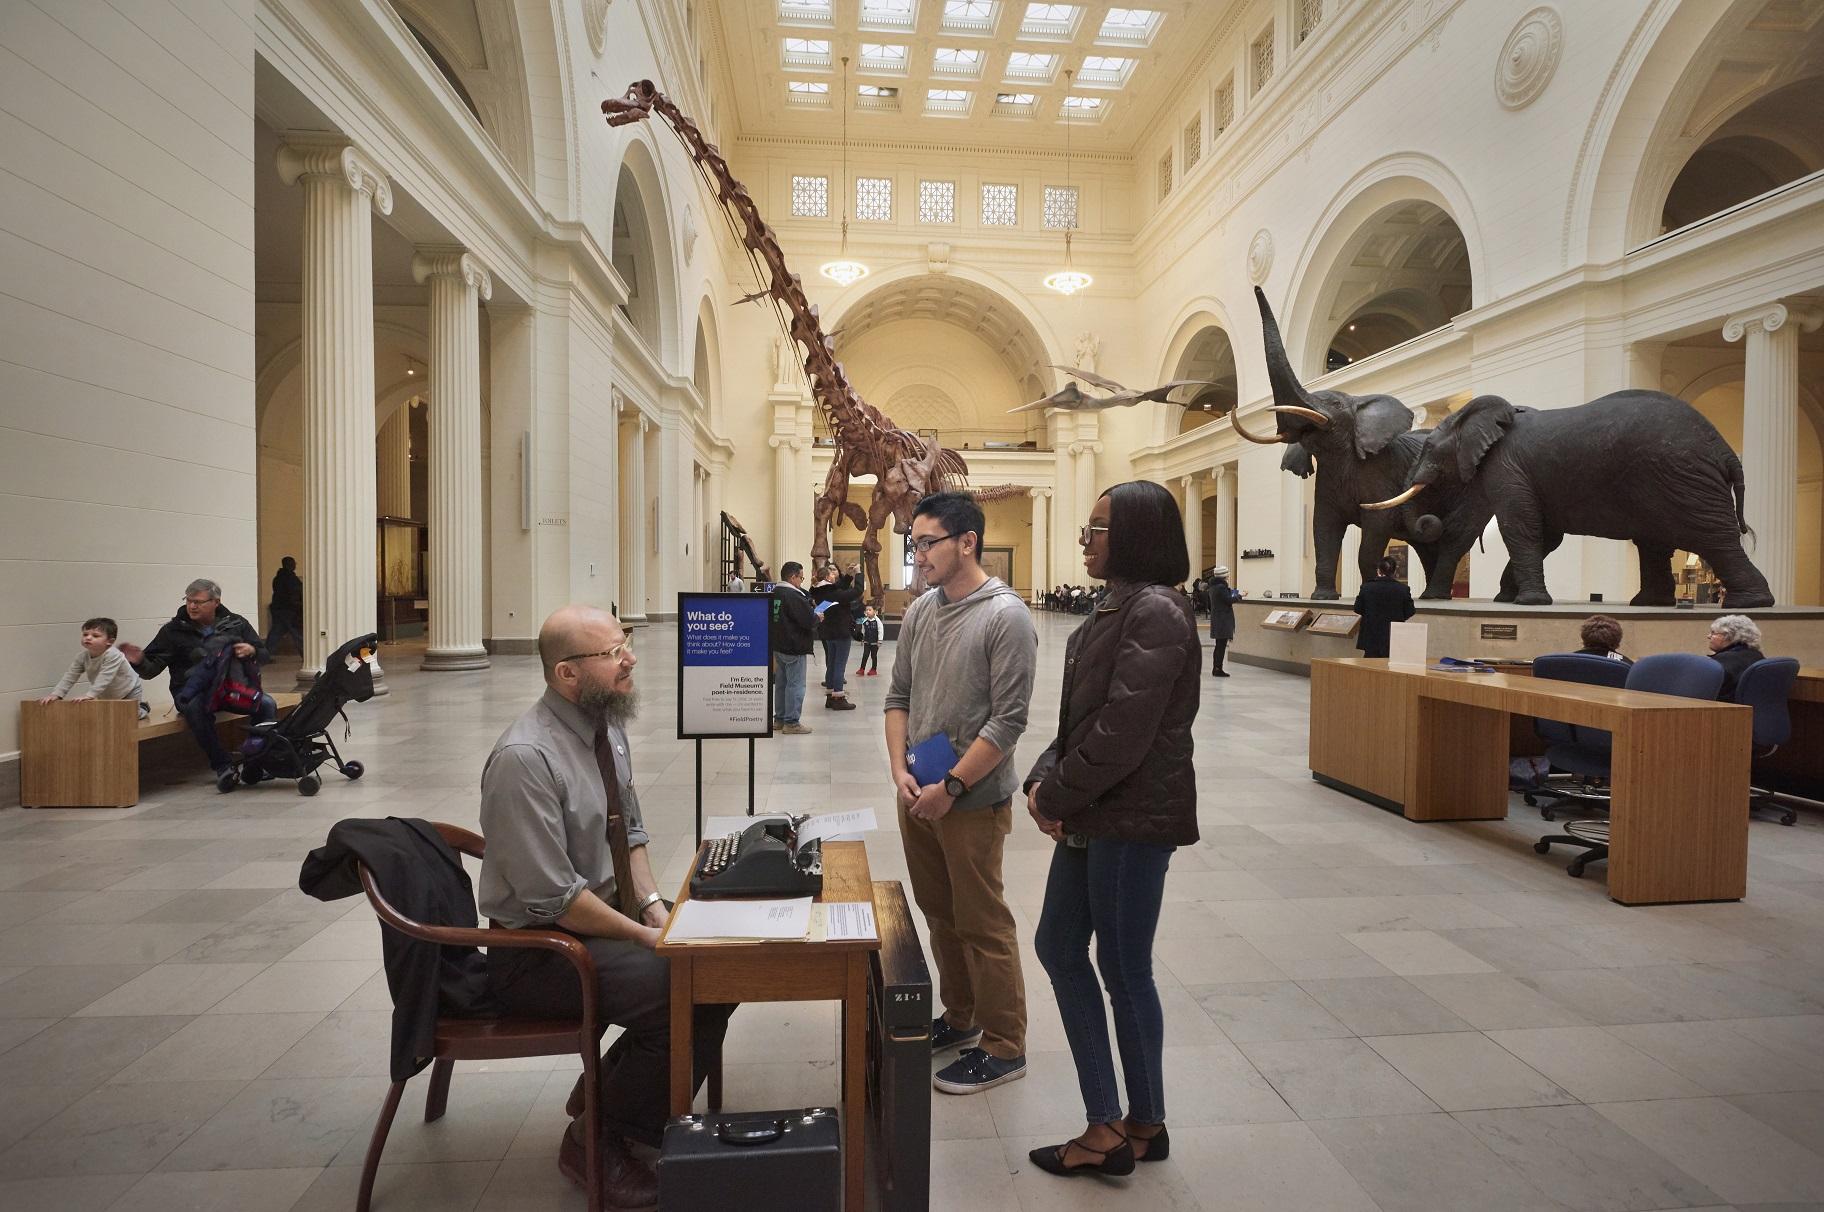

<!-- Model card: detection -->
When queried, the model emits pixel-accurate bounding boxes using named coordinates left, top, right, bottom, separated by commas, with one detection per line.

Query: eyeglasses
left=560, top=639, right=635, bottom=666
left=1078, top=525, right=1110, bottom=543
left=910, top=533, right=959, bottom=555
left=184, top=596, right=218, bottom=607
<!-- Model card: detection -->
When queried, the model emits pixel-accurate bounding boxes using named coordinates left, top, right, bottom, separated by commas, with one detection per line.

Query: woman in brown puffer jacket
left=1022, top=479, right=1202, bottom=1179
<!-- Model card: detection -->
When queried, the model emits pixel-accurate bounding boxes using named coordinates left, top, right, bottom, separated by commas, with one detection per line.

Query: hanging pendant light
left=820, top=56, right=869, bottom=288
left=1045, top=70, right=1093, bottom=296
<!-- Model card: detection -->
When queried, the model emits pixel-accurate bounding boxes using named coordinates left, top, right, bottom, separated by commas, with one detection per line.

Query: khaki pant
left=899, top=800, right=1027, bottom=1058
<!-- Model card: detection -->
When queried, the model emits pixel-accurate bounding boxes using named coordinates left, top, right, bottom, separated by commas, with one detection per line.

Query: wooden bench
left=19, top=692, right=302, bottom=808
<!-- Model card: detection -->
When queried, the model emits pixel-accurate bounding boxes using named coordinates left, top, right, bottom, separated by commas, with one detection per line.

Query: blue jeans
left=773, top=653, right=807, bottom=725
left=265, top=610, right=304, bottom=655
left=1034, top=837, right=1175, bottom=1125
left=821, top=636, right=852, bottom=693
left=181, top=690, right=277, bottom=772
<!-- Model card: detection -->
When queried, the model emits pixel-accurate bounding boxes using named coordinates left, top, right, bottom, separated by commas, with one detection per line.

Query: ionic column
left=1726, top=302, right=1823, bottom=604
left=1030, top=487, right=1051, bottom=601
left=1181, top=474, right=1204, bottom=576
left=770, top=434, right=798, bottom=578
left=622, top=412, right=649, bottom=620
left=376, top=404, right=412, bottom=519
left=413, top=248, right=492, bottom=670
left=276, top=139, right=391, bottom=690
left=1215, top=466, right=1237, bottom=574
left=1073, top=442, right=1101, bottom=535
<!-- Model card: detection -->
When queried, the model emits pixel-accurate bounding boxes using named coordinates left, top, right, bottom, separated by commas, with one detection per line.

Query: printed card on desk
left=667, top=897, right=812, bottom=943
left=798, top=807, right=878, bottom=844
left=813, top=901, right=878, bottom=942
left=1388, top=621, right=1429, bottom=670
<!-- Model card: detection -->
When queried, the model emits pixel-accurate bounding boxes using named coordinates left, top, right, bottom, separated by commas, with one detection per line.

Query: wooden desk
left=1311, top=659, right=1752, bottom=905
left=658, top=841, right=880, bottom=1211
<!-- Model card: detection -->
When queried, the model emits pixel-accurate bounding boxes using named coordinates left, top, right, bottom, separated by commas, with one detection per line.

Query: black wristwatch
left=943, top=771, right=969, bottom=798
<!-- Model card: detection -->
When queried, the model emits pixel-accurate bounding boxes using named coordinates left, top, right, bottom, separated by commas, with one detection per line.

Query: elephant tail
left=1728, top=452, right=1753, bottom=542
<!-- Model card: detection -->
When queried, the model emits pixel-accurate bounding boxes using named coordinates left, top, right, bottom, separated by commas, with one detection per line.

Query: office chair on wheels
left=1735, top=657, right=1802, bottom=826
left=1535, top=654, right=1725, bottom=879
left=1524, top=654, right=1631, bottom=820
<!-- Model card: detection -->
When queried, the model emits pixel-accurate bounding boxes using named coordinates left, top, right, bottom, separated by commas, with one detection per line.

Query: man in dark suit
left=1352, top=556, right=1416, bottom=659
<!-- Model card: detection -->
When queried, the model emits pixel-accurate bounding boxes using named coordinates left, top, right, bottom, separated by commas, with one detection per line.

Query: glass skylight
left=861, top=0, right=917, bottom=30
left=1097, top=7, right=1162, bottom=46
left=927, top=88, right=969, bottom=101
left=996, top=91, right=1036, bottom=104
left=784, top=38, right=829, bottom=54
left=779, top=0, right=834, bottom=27
left=1020, top=2, right=1080, bottom=38
left=858, top=84, right=899, bottom=97
left=943, top=1, right=996, bottom=21
left=933, top=47, right=983, bottom=76
left=860, top=42, right=908, bottom=68
left=1005, top=51, right=1057, bottom=80
left=787, top=80, right=830, bottom=94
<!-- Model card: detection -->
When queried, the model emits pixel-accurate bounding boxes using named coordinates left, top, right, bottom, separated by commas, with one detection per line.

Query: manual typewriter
left=690, top=815, right=824, bottom=899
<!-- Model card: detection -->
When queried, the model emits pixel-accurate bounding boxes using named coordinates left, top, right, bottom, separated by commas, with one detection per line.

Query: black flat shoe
left=1028, top=1131, right=1134, bottom=1177
left=1129, top=1122, right=1170, bottom=1162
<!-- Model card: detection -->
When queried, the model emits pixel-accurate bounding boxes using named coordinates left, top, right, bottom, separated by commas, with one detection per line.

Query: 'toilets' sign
left=677, top=592, right=773, bottom=739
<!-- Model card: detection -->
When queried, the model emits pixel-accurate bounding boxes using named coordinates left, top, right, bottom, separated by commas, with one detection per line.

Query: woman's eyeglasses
left=1078, top=525, right=1110, bottom=543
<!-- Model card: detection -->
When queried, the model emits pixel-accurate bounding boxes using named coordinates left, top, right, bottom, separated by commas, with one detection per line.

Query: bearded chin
left=580, top=685, right=639, bottom=728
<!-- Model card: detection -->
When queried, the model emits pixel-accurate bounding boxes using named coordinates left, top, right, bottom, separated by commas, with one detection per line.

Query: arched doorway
left=1311, top=200, right=1472, bottom=371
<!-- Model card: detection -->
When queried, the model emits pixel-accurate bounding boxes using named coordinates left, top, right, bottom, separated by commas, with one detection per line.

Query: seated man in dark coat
left=119, top=577, right=274, bottom=776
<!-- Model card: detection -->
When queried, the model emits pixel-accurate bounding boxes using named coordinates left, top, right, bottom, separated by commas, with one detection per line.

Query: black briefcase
left=659, top=1108, right=842, bottom=1212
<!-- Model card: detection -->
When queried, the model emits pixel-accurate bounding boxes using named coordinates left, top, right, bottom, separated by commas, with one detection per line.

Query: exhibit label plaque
left=677, top=592, right=772, bottom=739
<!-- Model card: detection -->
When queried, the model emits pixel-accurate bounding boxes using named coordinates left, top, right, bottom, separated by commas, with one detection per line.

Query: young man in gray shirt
left=479, top=604, right=733, bottom=1207
left=885, top=491, right=1038, bottom=1093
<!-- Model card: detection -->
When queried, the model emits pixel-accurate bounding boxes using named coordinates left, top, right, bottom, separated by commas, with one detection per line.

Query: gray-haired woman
left=1706, top=614, right=1764, bottom=700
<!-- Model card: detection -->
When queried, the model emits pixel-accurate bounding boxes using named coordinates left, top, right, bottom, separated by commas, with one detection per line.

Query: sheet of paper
left=821, top=900, right=877, bottom=941
left=797, top=807, right=879, bottom=844
left=1388, top=621, right=1429, bottom=670
left=667, top=897, right=811, bottom=942
left=703, top=813, right=789, bottom=838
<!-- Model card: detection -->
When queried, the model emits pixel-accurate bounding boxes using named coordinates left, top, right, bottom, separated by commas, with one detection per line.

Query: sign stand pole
left=694, top=740, right=704, bottom=848
left=747, top=738, right=756, bottom=816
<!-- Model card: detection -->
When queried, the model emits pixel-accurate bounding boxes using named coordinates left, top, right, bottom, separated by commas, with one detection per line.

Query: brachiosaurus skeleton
left=605, top=80, right=980, bottom=607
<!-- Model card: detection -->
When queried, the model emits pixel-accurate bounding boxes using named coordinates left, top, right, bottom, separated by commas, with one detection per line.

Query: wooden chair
left=354, top=822, right=604, bottom=1212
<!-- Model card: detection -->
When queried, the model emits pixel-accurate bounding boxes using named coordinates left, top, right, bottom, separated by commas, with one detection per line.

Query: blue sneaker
left=930, top=1017, right=982, bottom=1055
left=934, top=1047, right=1026, bottom=1095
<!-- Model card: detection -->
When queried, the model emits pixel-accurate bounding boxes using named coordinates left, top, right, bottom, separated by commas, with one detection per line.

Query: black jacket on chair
left=299, top=817, right=499, bottom=1081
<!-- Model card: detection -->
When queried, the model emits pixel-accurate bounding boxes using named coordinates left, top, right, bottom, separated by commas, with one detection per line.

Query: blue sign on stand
left=677, top=592, right=773, bottom=740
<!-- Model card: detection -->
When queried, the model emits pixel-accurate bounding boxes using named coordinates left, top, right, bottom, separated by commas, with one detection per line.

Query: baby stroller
left=221, top=633, right=380, bottom=796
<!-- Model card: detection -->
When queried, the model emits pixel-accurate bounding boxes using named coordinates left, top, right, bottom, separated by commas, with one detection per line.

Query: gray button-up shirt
left=478, top=687, right=650, bottom=929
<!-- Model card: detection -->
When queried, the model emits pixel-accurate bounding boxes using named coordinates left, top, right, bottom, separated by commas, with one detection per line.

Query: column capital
left=276, top=138, right=392, bottom=216
left=1724, top=301, right=1824, bottom=342
left=412, top=247, right=493, bottom=302
left=1032, top=486, right=1053, bottom=499
left=768, top=435, right=801, bottom=451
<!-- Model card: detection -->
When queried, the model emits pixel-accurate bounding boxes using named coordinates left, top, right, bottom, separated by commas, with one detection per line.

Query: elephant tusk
left=1270, top=405, right=1331, bottom=428
left=1228, top=407, right=1291, bottom=444
left=1360, top=484, right=1426, bottom=512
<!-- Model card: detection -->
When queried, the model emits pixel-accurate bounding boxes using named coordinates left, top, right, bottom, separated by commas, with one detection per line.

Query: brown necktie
left=594, top=728, right=641, bottom=919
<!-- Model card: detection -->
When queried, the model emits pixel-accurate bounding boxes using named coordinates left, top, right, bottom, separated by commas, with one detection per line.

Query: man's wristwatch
left=636, top=890, right=664, bottom=913
left=943, top=771, right=969, bottom=799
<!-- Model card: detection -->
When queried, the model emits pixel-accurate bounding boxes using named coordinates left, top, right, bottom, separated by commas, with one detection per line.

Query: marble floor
left=4, top=612, right=1824, bottom=1212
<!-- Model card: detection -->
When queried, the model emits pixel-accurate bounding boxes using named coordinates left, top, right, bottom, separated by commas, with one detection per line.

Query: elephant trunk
left=1253, top=286, right=1319, bottom=422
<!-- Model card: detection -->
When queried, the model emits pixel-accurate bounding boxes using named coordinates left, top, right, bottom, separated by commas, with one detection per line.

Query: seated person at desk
left=1706, top=613, right=1765, bottom=700
left=480, top=604, right=735, bottom=1208
left=1574, top=614, right=1632, bottom=666
left=1352, top=556, right=1415, bottom=659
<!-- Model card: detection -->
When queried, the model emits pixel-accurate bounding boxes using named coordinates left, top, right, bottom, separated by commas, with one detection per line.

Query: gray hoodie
left=885, top=576, right=1038, bottom=810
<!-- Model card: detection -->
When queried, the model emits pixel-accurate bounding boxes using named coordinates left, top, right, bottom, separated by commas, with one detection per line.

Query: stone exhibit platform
left=1231, top=597, right=1824, bottom=674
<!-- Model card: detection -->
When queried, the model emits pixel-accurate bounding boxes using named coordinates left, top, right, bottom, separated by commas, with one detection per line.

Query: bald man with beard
left=479, top=605, right=733, bottom=1210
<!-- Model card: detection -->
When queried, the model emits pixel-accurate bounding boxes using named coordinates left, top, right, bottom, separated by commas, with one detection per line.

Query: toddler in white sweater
left=40, top=617, right=146, bottom=717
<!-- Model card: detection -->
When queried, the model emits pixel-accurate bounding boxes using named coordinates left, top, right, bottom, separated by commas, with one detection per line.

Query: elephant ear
left=1280, top=440, right=1316, bottom=478
left=1448, top=394, right=1518, bottom=483
left=1352, top=394, right=1414, bottom=459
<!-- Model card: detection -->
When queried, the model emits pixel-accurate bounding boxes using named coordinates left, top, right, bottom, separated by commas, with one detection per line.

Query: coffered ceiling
left=707, top=1, right=1238, bottom=154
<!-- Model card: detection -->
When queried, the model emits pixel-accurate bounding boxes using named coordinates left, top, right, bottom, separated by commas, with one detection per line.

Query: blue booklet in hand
left=905, top=732, right=961, bottom=784
left=813, top=599, right=836, bottom=616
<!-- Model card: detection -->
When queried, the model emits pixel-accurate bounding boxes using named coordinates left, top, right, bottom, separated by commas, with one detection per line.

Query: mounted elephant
left=1365, top=392, right=1774, bottom=607
left=1247, top=287, right=1492, bottom=600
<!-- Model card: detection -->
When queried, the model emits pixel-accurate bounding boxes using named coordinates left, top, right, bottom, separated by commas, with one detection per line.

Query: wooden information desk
left=1310, top=658, right=1752, bottom=905
left=658, top=840, right=880, bottom=1211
